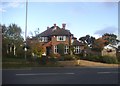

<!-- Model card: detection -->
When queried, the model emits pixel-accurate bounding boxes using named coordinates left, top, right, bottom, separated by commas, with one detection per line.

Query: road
left=2, top=67, right=119, bottom=84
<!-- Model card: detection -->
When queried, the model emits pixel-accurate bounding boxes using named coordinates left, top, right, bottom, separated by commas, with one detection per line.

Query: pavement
left=2, top=67, right=120, bottom=84
left=58, top=60, right=119, bottom=67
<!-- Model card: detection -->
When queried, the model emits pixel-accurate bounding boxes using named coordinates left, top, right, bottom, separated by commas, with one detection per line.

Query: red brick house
left=28, top=24, right=84, bottom=56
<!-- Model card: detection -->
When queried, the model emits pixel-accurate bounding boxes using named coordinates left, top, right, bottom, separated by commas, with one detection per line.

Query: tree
left=30, top=42, right=45, bottom=58
left=79, top=35, right=95, bottom=48
left=91, top=38, right=105, bottom=52
left=1, top=24, right=8, bottom=56
left=1, top=24, right=24, bottom=57
left=102, top=33, right=118, bottom=45
left=7, top=24, right=23, bottom=56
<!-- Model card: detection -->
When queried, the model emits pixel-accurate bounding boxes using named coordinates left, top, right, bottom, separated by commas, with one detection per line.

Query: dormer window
left=39, top=37, right=48, bottom=42
left=57, top=36, right=66, bottom=41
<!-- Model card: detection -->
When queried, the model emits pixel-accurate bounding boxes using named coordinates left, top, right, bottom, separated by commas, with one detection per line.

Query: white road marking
left=97, top=72, right=120, bottom=74
left=3, top=68, right=32, bottom=70
left=16, top=73, right=75, bottom=76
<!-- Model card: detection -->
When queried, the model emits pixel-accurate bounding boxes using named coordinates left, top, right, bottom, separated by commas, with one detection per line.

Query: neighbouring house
left=101, top=44, right=117, bottom=57
left=27, top=23, right=84, bottom=57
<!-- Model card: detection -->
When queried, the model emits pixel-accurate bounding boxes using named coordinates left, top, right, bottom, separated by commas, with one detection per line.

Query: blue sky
left=1, top=1, right=118, bottom=40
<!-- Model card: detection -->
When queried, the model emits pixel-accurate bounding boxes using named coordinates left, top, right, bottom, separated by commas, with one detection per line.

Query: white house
left=102, top=44, right=117, bottom=57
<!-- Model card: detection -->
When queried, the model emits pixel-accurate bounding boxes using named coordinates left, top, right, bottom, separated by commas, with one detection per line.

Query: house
left=28, top=23, right=84, bottom=57
left=101, top=44, right=117, bottom=57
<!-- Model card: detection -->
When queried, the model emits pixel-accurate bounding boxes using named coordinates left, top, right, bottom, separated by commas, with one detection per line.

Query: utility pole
left=24, top=0, right=28, bottom=60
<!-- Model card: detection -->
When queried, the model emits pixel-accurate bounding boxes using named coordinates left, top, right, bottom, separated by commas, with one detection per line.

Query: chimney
left=47, top=26, right=49, bottom=29
left=54, top=24, right=56, bottom=27
left=62, top=23, right=66, bottom=29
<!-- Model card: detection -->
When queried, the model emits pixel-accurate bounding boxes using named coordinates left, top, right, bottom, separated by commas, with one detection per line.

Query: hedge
left=82, top=54, right=118, bottom=64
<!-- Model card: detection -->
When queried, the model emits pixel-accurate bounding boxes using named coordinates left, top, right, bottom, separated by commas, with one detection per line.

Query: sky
left=0, top=0, right=119, bottom=40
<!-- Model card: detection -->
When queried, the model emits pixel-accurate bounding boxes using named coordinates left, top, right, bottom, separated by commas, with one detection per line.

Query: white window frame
left=74, top=46, right=80, bottom=54
left=64, top=45, right=69, bottom=54
left=57, top=36, right=66, bottom=41
left=54, top=46, right=58, bottom=54
left=39, top=37, right=48, bottom=42
left=44, top=37, right=48, bottom=42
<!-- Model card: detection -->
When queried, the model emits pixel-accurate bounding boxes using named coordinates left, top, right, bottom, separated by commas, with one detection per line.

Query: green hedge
left=101, top=56, right=118, bottom=64
left=81, top=54, right=118, bottom=64
left=58, top=55, right=74, bottom=61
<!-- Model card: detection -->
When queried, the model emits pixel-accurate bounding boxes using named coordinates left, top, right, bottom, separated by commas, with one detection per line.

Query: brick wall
left=51, top=36, right=72, bottom=54
left=51, top=36, right=71, bottom=46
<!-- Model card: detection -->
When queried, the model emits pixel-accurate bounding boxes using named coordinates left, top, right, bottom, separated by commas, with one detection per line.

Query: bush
left=89, top=55, right=101, bottom=62
left=72, top=55, right=80, bottom=60
left=82, top=54, right=118, bottom=64
left=49, top=53, right=60, bottom=58
left=5, top=54, right=17, bottom=58
left=59, top=55, right=74, bottom=61
left=35, top=56, right=48, bottom=65
left=101, top=56, right=118, bottom=64
left=82, top=54, right=100, bottom=62
left=49, top=57, right=57, bottom=64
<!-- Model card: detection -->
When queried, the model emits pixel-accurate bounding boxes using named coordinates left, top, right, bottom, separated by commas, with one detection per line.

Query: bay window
left=64, top=45, right=69, bottom=54
left=54, top=46, right=58, bottom=54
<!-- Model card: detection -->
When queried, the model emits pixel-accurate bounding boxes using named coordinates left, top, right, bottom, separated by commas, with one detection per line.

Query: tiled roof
left=38, top=26, right=73, bottom=37
left=72, top=40, right=84, bottom=46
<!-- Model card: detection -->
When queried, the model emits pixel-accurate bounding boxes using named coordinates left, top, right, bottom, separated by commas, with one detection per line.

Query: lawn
left=2, top=57, right=62, bottom=69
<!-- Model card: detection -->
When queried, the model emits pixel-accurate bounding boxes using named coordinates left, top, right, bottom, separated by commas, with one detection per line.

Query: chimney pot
left=62, top=23, right=66, bottom=29
left=47, top=26, right=49, bottom=29
left=54, top=24, right=56, bottom=27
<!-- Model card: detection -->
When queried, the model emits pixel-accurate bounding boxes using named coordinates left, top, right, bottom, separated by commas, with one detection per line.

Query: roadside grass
left=2, top=57, right=62, bottom=69
left=2, top=62, right=62, bottom=69
left=2, top=57, right=26, bottom=62
left=2, top=56, right=119, bottom=69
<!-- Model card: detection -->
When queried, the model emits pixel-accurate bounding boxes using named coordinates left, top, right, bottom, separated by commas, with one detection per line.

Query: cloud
left=94, top=26, right=118, bottom=36
left=6, top=0, right=22, bottom=8
left=0, top=8, right=6, bottom=12
left=0, top=0, right=24, bottom=13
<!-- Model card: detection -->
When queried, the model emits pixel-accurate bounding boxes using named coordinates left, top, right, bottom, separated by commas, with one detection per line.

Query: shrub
left=83, top=54, right=118, bottom=64
left=49, top=57, right=57, bottom=64
left=101, top=56, right=118, bottom=64
left=36, top=56, right=48, bottom=65
left=73, top=55, right=80, bottom=60
left=82, top=54, right=100, bottom=62
left=60, top=55, right=74, bottom=61
left=49, top=53, right=60, bottom=58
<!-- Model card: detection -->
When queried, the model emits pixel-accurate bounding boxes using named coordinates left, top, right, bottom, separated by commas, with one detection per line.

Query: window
left=64, top=45, right=69, bottom=54
left=54, top=46, right=58, bottom=54
left=74, top=46, right=80, bottom=54
left=57, top=36, right=66, bottom=41
left=44, top=37, right=48, bottom=42
left=39, top=37, right=48, bottom=42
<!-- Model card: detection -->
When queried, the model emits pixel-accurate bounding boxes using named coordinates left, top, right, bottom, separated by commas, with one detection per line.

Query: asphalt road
left=2, top=67, right=119, bottom=84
